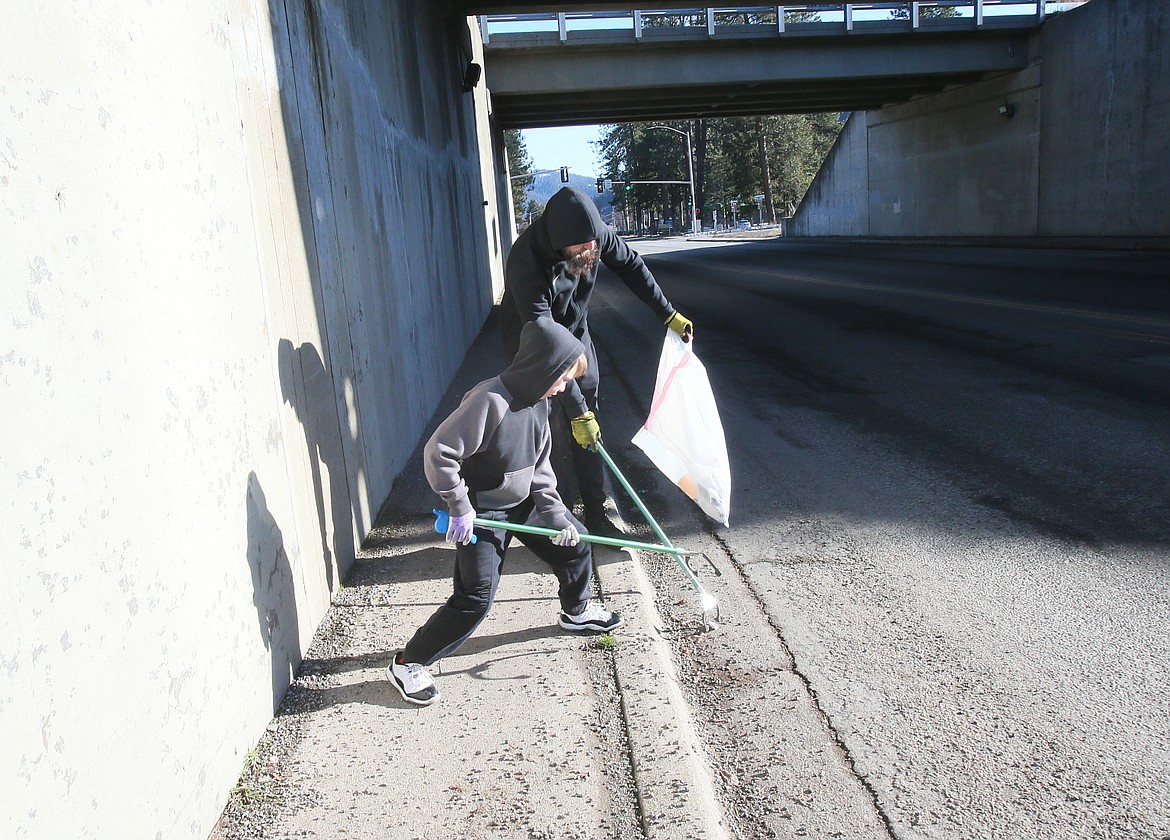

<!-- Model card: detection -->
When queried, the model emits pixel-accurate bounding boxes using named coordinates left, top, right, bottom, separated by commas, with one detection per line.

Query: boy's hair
left=566, top=353, right=588, bottom=381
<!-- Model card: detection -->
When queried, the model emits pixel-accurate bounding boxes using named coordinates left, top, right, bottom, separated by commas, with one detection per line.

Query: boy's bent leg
left=516, top=512, right=625, bottom=633
left=515, top=512, right=593, bottom=616
left=402, top=524, right=508, bottom=666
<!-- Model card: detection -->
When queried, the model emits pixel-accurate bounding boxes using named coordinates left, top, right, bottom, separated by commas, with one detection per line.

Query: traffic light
left=596, top=177, right=604, bottom=194
left=624, top=181, right=633, bottom=192
left=559, top=166, right=569, bottom=183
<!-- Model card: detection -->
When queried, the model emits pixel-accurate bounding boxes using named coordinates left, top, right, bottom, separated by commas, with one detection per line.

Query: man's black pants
left=554, top=377, right=608, bottom=514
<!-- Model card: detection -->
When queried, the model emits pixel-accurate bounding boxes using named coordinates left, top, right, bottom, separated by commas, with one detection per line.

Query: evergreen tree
left=598, top=113, right=842, bottom=230
left=504, top=129, right=534, bottom=220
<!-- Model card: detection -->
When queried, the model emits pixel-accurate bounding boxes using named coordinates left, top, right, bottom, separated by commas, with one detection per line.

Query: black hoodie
left=501, top=187, right=676, bottom=417
left=425, top=319, right=585, bottom=524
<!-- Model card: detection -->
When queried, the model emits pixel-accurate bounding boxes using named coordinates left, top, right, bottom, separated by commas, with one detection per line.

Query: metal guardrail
left=479, top=2, right=1086, bottom=44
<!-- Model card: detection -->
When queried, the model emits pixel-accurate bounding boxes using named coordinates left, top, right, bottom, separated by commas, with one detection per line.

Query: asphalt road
left=586, top=237, right=1170, bottom=839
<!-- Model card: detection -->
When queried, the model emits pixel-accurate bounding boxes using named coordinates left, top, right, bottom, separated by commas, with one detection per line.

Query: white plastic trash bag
left=632, top=331, right=731, bottom=526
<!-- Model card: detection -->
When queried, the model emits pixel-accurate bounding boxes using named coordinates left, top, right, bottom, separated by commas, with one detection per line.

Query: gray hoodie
left=424, top=319, right=586, bottom=527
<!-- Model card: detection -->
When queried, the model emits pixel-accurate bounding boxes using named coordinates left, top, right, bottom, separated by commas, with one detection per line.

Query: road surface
left=588, top=237, right=1170, bottom=839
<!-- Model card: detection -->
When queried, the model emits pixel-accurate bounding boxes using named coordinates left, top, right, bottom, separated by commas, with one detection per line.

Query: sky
left=522, top=125, right=604, bottom=180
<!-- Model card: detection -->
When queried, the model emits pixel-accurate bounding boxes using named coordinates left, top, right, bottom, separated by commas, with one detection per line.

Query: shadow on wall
left=246, top=472, right=302, bottom=712
left=262, top=0, right=363, bottom=589
left=278, top=338, right=354, bottom=592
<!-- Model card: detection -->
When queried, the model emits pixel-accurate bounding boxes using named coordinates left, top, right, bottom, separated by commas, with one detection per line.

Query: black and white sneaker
left=388, top=652, right=439, bottom=706
left=559, top=600, right=624, bottom=633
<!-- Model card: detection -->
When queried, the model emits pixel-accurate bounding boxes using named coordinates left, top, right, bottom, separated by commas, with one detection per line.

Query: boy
left=389, top=319, right=624, bottom=706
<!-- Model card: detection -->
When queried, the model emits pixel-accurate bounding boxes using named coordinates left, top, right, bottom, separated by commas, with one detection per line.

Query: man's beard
left=563, top=248, right=599, bottom=278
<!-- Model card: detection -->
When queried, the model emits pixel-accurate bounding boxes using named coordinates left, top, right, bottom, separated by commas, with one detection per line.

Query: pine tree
left=597, top=113, right=842, bottom=230
left=503, top=130, right=534, bottom=221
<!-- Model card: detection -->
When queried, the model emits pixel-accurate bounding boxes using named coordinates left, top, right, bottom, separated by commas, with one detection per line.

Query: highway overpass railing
left=479, top=2, right=1088, bottom=43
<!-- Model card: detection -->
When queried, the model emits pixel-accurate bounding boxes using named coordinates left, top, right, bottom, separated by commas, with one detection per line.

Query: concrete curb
left=597, top=546, right=728, bottom=839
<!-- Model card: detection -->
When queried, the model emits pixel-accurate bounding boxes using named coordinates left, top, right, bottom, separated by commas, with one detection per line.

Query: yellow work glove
left=570, top=411, right=602, bottom=452
left=665, top=311, right=694, bottom=342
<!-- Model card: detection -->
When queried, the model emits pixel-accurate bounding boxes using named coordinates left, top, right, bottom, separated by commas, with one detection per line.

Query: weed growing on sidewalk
left=228, top=749, right=274, bottom=807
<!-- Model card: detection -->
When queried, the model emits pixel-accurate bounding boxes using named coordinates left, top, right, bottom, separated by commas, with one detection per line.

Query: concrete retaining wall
left=789, top=0, right=1168, bottom=239
left=788, top=111, right=869, bottom=236
left=1038, top=0, right=1170, bottom=235
left=866, top=65, right=1041, bottom=237
left=0, top=2, right=501, bottom=837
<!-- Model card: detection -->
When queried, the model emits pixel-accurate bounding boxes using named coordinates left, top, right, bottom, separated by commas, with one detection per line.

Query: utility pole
left=647, top=124, right=699, bottom=234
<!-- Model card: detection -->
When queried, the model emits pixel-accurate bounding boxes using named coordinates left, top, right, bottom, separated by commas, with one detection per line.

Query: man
left=501, top=186, right=693, bottom=536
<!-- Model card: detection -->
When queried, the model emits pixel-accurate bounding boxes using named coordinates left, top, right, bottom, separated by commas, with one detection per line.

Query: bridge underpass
left=461, top=0, right=1165, bottom=242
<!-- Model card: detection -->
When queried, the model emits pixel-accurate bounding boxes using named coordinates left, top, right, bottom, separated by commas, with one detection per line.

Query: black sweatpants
left=402, top=499, right=592, bottom=667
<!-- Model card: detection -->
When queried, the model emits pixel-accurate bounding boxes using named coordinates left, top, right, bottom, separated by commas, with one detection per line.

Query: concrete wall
left=789, top=0, right=1169, bottom=240
left=1, top=2, right=501, bottom=838
left=867, top=65, right=1041, bottom=237
left=1038, top=0, right=1170, bottom=235
left=788, top=111, right=869, bottom=236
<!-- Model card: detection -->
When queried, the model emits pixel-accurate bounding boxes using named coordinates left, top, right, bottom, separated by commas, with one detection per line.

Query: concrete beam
left=486, top=31, right=1030, bottom=127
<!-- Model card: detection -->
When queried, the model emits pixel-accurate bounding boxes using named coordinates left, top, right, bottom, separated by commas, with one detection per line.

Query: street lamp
left=647, top=124, right=699, bottom=235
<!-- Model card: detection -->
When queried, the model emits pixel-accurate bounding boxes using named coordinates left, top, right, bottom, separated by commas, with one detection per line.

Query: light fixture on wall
left=998, top=100, right=1016, bottom=119
left=462, top=62, right=482, bottom=92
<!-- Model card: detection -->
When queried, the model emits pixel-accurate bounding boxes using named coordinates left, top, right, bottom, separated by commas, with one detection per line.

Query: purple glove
left=446, top=510, right=476, bottom=545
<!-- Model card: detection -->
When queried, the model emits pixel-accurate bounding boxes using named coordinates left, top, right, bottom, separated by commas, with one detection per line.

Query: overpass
left=462, top=0, right=1165, bottom=241
left=465, top=2, right=1060, bottom=127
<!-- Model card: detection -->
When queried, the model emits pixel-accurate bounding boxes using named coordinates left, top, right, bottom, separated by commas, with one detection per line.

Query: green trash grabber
left=432, top=501, right=720, bottom=630
left=433, top=508, right=689, bottom=554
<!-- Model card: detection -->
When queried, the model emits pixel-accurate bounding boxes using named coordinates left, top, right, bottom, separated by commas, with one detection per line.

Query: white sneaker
left=558, top=600, right=624, bottom=633
left=388, top=652, right=439, bottom=706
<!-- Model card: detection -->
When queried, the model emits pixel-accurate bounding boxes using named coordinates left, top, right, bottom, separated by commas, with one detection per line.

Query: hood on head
left=499, top=319, right=585, bottom=407
left=542, top=187, right=606, bottom=251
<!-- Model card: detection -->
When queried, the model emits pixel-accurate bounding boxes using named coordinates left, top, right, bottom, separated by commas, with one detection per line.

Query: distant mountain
left=523, top=171, right=615, bottom=225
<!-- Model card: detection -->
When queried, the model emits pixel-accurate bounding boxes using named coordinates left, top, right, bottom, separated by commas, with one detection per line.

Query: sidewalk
left=212, top=313, right=728, bottom=839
